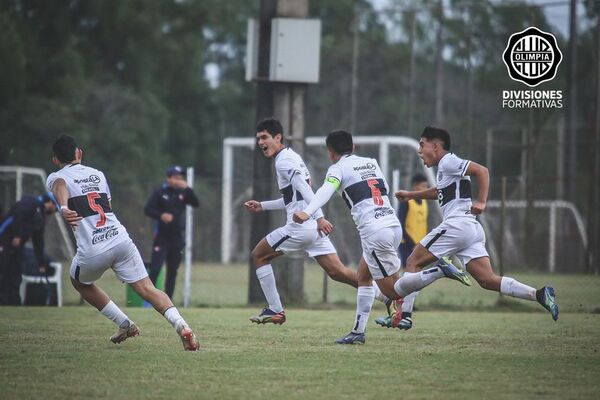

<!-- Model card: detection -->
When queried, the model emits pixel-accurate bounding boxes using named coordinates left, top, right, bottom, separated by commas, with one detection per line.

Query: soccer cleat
left=335, top=332, right=365, bottom=345
left=110, top=320, right=140, bottom=344
left=437, top=256, right=471, bottom=286
left=536, top=286, right=559, bottom=321
left=249, top=308, right=286, bottom=325
left=177, top=325, right=200, bottom=351
left=375, top=315, right=413, bottom=330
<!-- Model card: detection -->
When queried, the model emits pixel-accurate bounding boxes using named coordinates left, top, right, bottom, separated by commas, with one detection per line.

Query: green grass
left=1, top=307, right=599, bottom=400
left=59, top=262, right=600, bottom=314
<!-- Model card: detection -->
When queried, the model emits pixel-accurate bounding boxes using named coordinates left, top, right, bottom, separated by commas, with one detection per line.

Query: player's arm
left=395, top=186, right=438, bottom=201
left=293, top=177, right=338, bottom=224
left=243, top=197, right=285, bottom=213
left=465, top=161, right=489, bottom=214
left=290, top=174, right=334, bottom=235
left=51, top=178, right=81, bottom=228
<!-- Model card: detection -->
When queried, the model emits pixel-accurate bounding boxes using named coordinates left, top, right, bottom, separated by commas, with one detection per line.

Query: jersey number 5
left=87, top=192, right=106, bottom=227
left=367, top=179, right=384, bottom=206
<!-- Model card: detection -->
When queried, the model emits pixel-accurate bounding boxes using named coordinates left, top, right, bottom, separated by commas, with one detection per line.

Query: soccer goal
left=221, top=135, right=440, bottom=265
left=0, top=166, right=75, bottom=261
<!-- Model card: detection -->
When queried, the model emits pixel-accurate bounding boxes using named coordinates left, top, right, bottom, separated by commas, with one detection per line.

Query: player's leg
left=466, top=256, right=559, bottom=321
left=249, top=235, right=285, bottom=324
left=163, top=240, right=184, bottom=299
left=117, top=241, right=199, bottom=350
left=148, top=238, right=166, bottom=286
left=70, top=253, right=139, bottom=344
left=335, top=257, right=373, bottom=345
left=313, top=249, right=358, bottom=288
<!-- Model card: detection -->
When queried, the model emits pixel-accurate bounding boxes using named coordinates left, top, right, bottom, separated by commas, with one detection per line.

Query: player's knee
left=405, top=254, right=419, bottom=272
left=251, top=247, right=267, bottom=266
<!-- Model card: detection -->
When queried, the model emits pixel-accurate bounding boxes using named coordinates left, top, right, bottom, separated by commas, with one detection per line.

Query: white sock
left=256, top=264, right=283, bottom=313
left=100, top=300, right=130, bottom=327
left=351, top=286, right=374, bottom=334
left=164, top=306, right=187, bottom=331
left=402, top=291, right=419, bottom=314
left=500, top=277, right=536, bottom=301
left=393, top=267, right=444, bottom=297
left=373, top=284, right=389, bottom=303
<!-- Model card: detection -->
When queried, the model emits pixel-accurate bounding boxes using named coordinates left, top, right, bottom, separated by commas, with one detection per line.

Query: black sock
left=401, top=312, right=412, bottom=320
left=535, top=287, right=545, bottom=303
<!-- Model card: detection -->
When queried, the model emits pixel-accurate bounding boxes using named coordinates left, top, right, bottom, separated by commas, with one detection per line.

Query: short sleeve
left=325, top=164, right=342, bottom=182
left=46, top=172, right=61, bottom=191
left=440, top=154, right=470, bottom=178
left=276, top=158, right=302, bottom=182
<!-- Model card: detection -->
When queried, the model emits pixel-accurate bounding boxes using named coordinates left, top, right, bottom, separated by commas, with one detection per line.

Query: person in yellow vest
left=375, top=173, right=429, bottom=330
left=398, top=174, right=429, bottom=267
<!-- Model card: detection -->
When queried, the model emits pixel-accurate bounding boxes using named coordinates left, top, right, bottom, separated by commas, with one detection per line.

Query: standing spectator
left=0, top=193, right=58, bottom=305
left=144, top=166, right=199, bottom=299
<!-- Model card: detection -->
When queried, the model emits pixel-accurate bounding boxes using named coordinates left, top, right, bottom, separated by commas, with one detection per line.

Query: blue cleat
left=536, top=286, right=559, bottom=321
left=335, top=332, right=365, bottom=345
left=437, top=256, right=471, bottom=286
left=249, top=307, right=286, bottom=325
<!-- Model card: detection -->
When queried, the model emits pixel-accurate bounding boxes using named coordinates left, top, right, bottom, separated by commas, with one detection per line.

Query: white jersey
left=436, top=153, right=475, bottom=220
left=325, top=154, right=400, bottom=238
left=274, top=147, right=318, bottom=227
left=46, top=164, right=130, bottom=257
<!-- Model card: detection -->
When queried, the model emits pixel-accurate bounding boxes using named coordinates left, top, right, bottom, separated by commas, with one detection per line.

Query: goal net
left=0, top=166, right=75, bottom=262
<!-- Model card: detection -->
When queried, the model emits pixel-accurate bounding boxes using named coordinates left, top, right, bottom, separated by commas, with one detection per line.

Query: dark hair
left=411, top=173, right=428, bottom=185
left=52, top=134, right=78, bottom=163
left=326, top=130, right=353, bottom=155
left=421, top=126, right=451, bottom=151
left=256, top=117, right=284, bottom=143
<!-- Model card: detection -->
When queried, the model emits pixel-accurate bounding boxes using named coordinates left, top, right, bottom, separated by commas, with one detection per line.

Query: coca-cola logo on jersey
left=374, top=207, right=394, bottom=219
left=74, top=175, right=101, bottom=185
left=91, top=225, right=119, bottom=245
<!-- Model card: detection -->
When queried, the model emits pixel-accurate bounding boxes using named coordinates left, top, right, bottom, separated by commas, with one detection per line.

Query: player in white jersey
left=376, top=126, right=558, bottom=330
left=294, top=130, right=471, bottom=344
left=244, top=118, right=391, bottom=325
left=47, top=135, right=199, bottom=350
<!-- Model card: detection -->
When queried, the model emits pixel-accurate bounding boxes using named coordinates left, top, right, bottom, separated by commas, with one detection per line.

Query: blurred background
left=0, top=0, right=598, bottom=310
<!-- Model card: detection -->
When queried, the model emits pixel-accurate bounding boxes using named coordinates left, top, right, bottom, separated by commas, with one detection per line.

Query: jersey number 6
left=367, top=179, right=384, bottom=206
left=87, top=192, right=106, bottom=227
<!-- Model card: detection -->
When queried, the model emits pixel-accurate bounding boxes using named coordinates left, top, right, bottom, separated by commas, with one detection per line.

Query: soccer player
left=47, top=135, right=199, bottom=351
left=293, top=130, right=471, bottom=344
left=245, top=118, right=390, bottom=325
left=374, top=173, right=430, bottom=330
left=378, top=126, right=559, bottom=330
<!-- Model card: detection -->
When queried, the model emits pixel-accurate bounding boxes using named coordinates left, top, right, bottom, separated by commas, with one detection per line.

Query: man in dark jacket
left=0, top=193, right=58, bottom=305
left=145, top=166, right=199, bottom=299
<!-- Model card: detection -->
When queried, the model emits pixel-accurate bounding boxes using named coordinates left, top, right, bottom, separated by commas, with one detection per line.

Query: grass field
left=2, top=262, right=600, bottom=399
left=1, top=308, right=599, bottom=400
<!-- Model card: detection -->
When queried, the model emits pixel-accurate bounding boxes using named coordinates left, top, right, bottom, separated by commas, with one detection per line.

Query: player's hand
left=11, top=236, right=21, bottom=247
left=316, top=217, right=334, bottom=236
left=471, top=201, right=486, bottom=215
left=160, top=213, right=174, bottom=223
left=293, top=212, right=310, bottom=224
left=243, top=200, right=262, bottom=213
left=395, top=190, right=410, bottom=201
left=61, top=207, right=82, bottom=228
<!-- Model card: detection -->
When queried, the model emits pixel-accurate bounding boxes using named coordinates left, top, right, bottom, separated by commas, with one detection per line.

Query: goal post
left=221, top=135, right=438, bottom=264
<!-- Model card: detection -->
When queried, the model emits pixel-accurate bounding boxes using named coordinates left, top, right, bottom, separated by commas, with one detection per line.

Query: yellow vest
left=404, top=199, right=428, bottom=243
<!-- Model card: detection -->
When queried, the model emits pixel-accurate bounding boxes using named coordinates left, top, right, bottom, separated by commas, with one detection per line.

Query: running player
left=293, top=130, right=471, bottom=344
left=47, top=135, right=199, bottom=351
left=245, top=118, right=390, bottom=325
left=377, top=126, right=559, bottom=330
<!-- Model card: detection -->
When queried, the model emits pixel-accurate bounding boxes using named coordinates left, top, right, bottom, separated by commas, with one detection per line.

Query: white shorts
left=70, top=239, right=148, bottom=285
left=266, top=223, right=336, bottom=258
left=420, top=217, right=489, bottom=266
left=361, top=226, right=402, bottom=280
